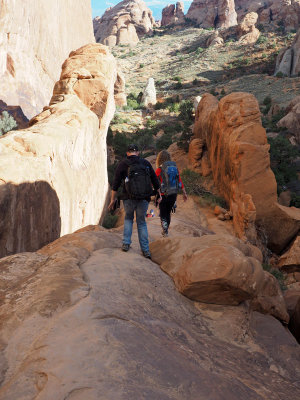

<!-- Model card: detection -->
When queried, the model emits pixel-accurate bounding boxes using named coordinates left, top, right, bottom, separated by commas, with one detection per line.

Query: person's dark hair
left=127, top=143, right=139, bottom=152
left=156, top=150, right=171, bottom=168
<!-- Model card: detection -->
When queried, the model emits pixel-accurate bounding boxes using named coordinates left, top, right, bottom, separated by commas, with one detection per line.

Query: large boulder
left=0, top=0, right=95, bottom=120
left=238, top=12, right=260, bottom=44
left=93, top=0, right=155, bottom=47
left=192, top=92, right=300, bottom=253
left=150, top=234, right=289, bottom=322
left=0, top=44, right=118, bottom=258
left=186, top=0, right=237, bottom=29
left=161, top=2, right=185, bottom=26
left=275, top=28, right=300, bottom=77
left=141, top=78, right=157, bottom=107
left=277, top=96, right=300, bottom=142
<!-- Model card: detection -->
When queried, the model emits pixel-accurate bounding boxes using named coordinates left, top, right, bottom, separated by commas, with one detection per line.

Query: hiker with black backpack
left=108, top=144, right=161, bottom=259
left=155, top=150, right=187, bottom=237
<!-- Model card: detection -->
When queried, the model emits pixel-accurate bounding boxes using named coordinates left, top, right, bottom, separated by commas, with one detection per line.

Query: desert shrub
left=262, top=264, right=287, bottom=291
left=262, top=109, right=286, bottom=131
left=0, top=111, right=17, bottom=135
left=135, top=132, right=155, bottom=156
left=156, top=133, right=173, bottom=151
left=210, top=88, right=218, bottom=96
left=139, top=63, right=145, bottom=68
left=262, top=95, right=272, bottom=115
left=146, top=118, right=157, bottom=128
left=193, top=78, right=199, bottom=85
left=168, top=102, right=181, bottom=113
left=123, top=92, right=143, bottom=110
left=256, top=35, right=268, bottom=45
left=178, top=100, right=194, bottom=125
left=268, top=135, right=300, bottom=193
left=102, top=213, right=118, bottom=229
left=172, top=76, right=182, bottom=82
left=177, top=127, right=193, bottom=152
left=174, top=81, right=183, bottom=89
left=195, top=47, right=204, bottom=55
left=181, top=169, right=227, bottom=207
left=257, top=23, right=265, bottom=32
left=111, top=131, right=131, bottom=157
left=111, top=113, right=128, bottom=124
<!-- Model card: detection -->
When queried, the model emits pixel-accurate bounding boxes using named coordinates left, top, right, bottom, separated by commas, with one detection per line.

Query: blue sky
left=91, top=0, right=193, bottom=20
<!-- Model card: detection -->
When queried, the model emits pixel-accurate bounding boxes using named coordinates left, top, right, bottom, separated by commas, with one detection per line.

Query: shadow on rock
left=0, top=181, right=61, bottom=258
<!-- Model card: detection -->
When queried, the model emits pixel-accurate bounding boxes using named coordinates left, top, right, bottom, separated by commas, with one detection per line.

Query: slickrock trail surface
left=0, top=197, right=300, bottom=399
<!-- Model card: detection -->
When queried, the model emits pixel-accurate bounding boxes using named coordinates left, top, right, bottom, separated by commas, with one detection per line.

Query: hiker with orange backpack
left=155, top=150, right=187, bottom=237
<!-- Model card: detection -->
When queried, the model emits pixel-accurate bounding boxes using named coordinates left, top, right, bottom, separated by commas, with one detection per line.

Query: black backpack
left=125, top=159, right=153, bottom=200
left=160, top=161, right=180, bottom=196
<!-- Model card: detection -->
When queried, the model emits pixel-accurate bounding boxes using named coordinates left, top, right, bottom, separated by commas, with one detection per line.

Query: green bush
left=268, top=135, right=300, bottom=193
left=276, top=71, right=285, bottom=78
left=256, top=35, right=268, bottom=45
left=181, top=169, right=227, bottom=208
left=112, top=131, right=131, bottom=157
left=156, top=133, right=173, bottom=151
left=172, top=76, right=182, bottom=82
left=102, top=213, right=118, bottom=229
left=0, top=111, right=17, bottom=135
left=262, top=264, right=287, bottom=291
left=179, top=100, right=194, bottom=125
left=177, top=127, right=193, bottom=153
left=174, top=82, right=183, bottom=89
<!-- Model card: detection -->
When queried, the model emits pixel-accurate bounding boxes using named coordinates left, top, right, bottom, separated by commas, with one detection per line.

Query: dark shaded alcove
left=0, top=181, right=61, bottom=258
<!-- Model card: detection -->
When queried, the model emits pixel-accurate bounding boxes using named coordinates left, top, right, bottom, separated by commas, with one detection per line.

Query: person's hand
left=108, top=199, right=116, bottom=211
left=183, top=192, right=188, bottom=202
left=157, top=195, right=162, bottom=204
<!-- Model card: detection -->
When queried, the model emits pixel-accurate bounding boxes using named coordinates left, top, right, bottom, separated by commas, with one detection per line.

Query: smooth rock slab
left=0, top=228, right=299, bottom=399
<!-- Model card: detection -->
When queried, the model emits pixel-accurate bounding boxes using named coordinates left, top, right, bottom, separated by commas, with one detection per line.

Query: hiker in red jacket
left=155, top=150, right=187, bottom=237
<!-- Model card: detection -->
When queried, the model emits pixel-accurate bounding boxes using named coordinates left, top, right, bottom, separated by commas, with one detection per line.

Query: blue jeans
left=123, top=199, right=149, bottom=252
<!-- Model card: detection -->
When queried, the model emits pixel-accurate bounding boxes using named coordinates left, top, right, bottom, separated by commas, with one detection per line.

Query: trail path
left=0, top=197, right=300, bottom=399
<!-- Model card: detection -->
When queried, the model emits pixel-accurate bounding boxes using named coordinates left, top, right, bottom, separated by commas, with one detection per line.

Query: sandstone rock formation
left=192, top=92, right=300, bottom=253
left=277, top=96, right=300, bottom=141
left=150, top=234, right=289, bottom=322
left=93, top=0, right=155, bottom=47
left=235, top=0, right=300, bottom=30
left=206, top=31, right=225, bottom=47
left=141, top=78, right=157, bottom=107
left=161, top=2, right=185, bottom=26
left=238, top=12, right=260, bottom=44
left=279, top=235, right=300, bottom=271
left=0, top=44, right=119, bottom=257
left=0, top=0, right=95, bottom=119
left=275, top=28, right=300, bottom=77
left=186, top=0, right=237, bottom=29
left=0, top=225, right=299, bottom=399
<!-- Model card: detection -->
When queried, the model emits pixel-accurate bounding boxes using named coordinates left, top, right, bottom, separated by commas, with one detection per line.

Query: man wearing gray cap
left=108, top=144, right=161, bottom=259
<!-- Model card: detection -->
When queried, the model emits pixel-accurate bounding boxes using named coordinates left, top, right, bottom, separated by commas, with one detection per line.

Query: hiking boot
left=162, top=229, right=168, bottom=237
left=143, top=251, right=151, bottom=259
left=122, top=243, right=130, bottom=252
